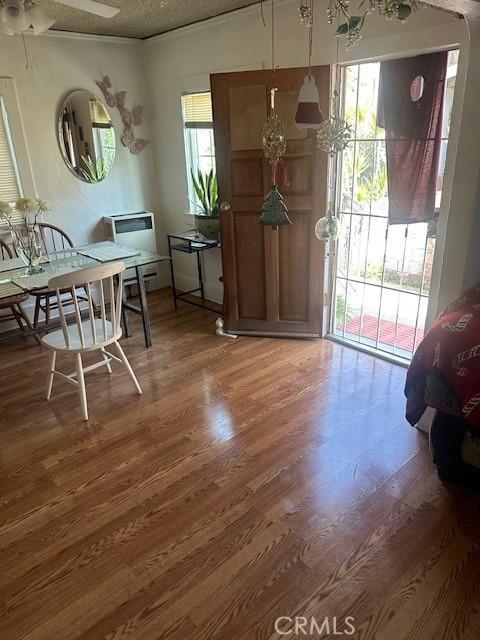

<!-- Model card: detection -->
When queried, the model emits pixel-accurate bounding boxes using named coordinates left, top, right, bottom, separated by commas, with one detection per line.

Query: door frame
left=211, top=67, right=330, bottom=337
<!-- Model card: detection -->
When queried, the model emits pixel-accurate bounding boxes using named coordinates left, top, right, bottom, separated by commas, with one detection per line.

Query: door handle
left=220, top=202, right=231, bottom=212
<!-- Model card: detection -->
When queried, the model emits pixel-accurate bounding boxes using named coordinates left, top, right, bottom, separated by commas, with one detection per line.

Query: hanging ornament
left=316, top=87, right=351, bottom=154
left=298, top=1, right=312, bottom=26
left=313, top=35, right=347, bottom=241
left=295, top=75, right=324, bottom=130
left=261, top=89, right=291, bottom=230
left=317, top=22, right=351, bottom=154
left=295, top=0, right=323, bottom=130
left=262, top=90, right=287, bottom=166
left=259, top=185, right=291, bottom=230
left=259, top=1, right=291, bottom=231
left=327, top=1, right=416, bottom=49
left=316, top=111, right=352, bottom=154
left=315, top=126, right=341, bottom=241
left=315, top=213, right=340, bottom=240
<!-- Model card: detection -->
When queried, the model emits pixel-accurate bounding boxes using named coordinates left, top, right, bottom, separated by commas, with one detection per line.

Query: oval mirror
left=58, top=90, right=116, bottom=183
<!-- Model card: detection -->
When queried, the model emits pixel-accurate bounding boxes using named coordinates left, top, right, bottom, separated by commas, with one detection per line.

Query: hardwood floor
left=0, top=289, right=479, bottom=640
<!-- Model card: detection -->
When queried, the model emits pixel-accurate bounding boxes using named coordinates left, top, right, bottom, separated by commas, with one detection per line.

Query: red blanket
left=405, top=287, right=480, bottom=430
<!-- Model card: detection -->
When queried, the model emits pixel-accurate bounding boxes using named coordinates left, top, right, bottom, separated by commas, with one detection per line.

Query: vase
left=194, top=213, right=220, bottom=241
left=11, top=224, right=45, bottom=275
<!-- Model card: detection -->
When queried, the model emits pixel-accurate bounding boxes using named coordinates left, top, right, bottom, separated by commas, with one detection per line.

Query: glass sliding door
left=331, top=52, right=457, bottom=361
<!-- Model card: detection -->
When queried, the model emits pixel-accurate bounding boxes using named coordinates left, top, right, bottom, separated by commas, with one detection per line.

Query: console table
left=167, top=231, right=222, bottom=314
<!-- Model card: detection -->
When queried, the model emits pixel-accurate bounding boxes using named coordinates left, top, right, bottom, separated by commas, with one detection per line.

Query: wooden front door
left=211, top=66, right=329, bottom=337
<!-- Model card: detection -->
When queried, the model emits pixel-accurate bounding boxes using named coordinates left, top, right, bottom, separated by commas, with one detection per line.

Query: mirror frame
left=57, top=89, right=116, bottom=183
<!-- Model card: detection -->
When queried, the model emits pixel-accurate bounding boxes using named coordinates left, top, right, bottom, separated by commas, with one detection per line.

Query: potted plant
left=190, top=168, right=220, bottom=240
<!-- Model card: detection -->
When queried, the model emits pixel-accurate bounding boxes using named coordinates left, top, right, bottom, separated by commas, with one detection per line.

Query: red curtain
left=377, top=52, right=447, bottom=225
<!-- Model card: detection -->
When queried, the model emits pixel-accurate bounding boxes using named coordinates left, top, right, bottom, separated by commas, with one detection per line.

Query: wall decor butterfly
left=95, top=75, right=150, bottom=155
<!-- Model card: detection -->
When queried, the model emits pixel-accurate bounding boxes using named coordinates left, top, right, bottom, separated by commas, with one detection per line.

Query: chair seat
left=41, top=318, right=122, bottom=352
left=0, top=293, right=29, bottom=307
left=0, top=281, right=29, bottom=305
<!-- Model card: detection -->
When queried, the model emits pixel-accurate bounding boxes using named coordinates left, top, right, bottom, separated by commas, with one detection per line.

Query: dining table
left=0, top=242, right=170, bottom=348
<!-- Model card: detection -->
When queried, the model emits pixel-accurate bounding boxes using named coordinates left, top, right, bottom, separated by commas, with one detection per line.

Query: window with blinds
left=0, top=96, right=21, bottom=205
left=182, top=92, right=216, bottom=213
left=182, top=92, right=213, bottom=129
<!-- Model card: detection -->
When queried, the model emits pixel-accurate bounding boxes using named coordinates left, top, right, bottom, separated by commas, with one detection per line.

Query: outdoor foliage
left=343, top=106, right=388, bottom=209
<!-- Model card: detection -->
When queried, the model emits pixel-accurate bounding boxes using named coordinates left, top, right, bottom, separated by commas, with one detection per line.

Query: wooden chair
left=32, top=223, right=75, bottom=327
left=41, top=261, right=142, bottom=421
left=0, top=238, right=39, bottom=343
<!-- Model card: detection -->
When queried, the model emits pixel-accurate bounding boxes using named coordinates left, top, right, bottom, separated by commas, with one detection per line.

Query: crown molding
left=17, top=0, right=294, bottom=46
left=37, top=29, right=141, bottom=45
left=9, top=0, right=463, bottom=46
left=144, top=0, right=297, bottom=45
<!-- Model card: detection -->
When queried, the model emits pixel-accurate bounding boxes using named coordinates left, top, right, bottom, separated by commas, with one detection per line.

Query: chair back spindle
left=38, top=223, right=74, bottom=257
left=48, top=262, right=125, bottom=350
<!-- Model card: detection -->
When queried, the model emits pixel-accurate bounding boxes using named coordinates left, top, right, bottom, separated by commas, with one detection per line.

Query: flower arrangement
left=0, top=197, right=50, bottom=273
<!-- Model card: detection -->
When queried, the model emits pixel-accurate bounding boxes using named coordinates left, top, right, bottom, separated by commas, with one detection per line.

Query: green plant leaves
left=191, top=167, right=219, bottom=215
left=336, top=15, right=364, bottom=35
left=81, top=155, right=106, bottom=183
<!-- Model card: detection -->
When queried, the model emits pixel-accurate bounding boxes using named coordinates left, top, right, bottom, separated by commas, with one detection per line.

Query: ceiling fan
left=0, top=0, right=120, bottom=36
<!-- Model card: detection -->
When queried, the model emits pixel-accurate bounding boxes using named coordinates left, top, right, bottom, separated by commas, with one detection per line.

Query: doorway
left=330, top=52, right=458, bottom=360
left=211, top=66, right=329, bottom=337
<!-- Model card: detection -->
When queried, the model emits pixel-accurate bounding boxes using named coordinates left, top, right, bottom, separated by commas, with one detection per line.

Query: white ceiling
left=36, top=0, right=262, bottom=39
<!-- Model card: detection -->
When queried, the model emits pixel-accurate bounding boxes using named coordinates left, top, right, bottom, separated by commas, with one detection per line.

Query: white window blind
left=0, top=96, right=21, bottom=204
left=182, top=92, right=213, bottom=128
left=89, top=98, right=112, bottom=128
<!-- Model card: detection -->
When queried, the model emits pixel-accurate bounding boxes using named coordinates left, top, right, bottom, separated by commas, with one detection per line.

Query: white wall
left=0, top=2, right=474, bottom=323
left=0, top=31, right=167, bottom=270
left=429, top=17, right=480, bottom=319
left=144, top=0, right=468, bottom=311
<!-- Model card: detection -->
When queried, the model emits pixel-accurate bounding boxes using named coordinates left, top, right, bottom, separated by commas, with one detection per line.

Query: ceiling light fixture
left=0, top=0, right=30, bottom=33
left=0, top=0, right=121, bottom=37
left=26, top=3, right=56, bottom=34
left=0, top=0, right=54, bottom=35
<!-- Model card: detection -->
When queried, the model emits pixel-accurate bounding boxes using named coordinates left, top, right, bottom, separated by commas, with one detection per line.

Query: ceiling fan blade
left=54, top=0, right=120, bottom=19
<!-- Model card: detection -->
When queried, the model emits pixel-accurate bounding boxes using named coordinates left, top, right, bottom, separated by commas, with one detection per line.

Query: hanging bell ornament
left=315, top=214, right=339, bottom=241
left=295, top=75, right=324, bottom=129
left=259, top=185, right=291, bottom=230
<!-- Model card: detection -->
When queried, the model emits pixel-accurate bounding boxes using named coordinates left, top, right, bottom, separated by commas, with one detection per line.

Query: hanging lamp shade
left=295, top=75, right=324, bottom=129
left=259, top=185, right=291, bottom=230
